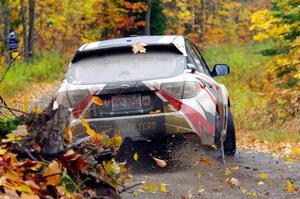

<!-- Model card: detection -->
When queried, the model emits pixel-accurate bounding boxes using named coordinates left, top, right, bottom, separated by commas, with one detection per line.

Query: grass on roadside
left=0, top=52, right=65, bottom=97
left=202, top=42, right=300, bottom=143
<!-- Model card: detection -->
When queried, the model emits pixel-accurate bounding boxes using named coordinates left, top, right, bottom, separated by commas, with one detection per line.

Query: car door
left=183, top=40, right=220, bottom=144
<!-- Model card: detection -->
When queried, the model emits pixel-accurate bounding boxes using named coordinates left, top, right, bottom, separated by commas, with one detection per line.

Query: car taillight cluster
left=158, top=81, right=201, bottom=111
left=160, top=81, right=201, bottom=100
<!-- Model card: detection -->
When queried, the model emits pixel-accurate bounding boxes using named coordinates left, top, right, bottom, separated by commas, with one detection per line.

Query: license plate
left=112, top=94, right=142, bottom=111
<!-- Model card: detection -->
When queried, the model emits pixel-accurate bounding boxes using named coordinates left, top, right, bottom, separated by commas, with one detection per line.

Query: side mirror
left=212, top=64, right=230, bottom=77
left=187, top=63, right=197, bottom=73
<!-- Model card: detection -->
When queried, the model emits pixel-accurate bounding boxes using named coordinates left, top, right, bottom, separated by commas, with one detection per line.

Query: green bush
left=0, top=52, right=65, bottom=96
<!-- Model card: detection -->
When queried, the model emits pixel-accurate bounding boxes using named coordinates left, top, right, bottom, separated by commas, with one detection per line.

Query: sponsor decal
left=142, top=95, right=151, bottom=106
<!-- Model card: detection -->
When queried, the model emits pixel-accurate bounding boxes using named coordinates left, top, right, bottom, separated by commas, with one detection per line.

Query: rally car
left=55, top=35, right=236, bottom=155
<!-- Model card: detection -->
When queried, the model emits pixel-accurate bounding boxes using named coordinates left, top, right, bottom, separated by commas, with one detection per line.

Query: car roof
left=78, top=35, right=187, bottom=55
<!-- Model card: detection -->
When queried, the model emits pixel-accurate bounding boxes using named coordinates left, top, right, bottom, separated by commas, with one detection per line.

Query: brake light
left=160, top=81, right=201, bottom=99
left=157, top=89, right=182, bottom=111
left=67, top=89, right=92, bottom=118
left=160, top=82, right=184, bottom=99
left=183, top=81, right=201, bottom=99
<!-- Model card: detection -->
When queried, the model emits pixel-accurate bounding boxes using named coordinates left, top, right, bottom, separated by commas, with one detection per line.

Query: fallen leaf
left=4, top=188, right=20, bottom=199
left=92, top=96, right=103, bottom=106
left=226, top=177, right=240, bottom=187
left=16, top=184, right=32, bottom=193
left=211, top=144, right=217, bottom=150
left=12, top=125, right=29, bottom=137
left=64, top=126, right=72, bottom=144
left=133, top=152, right=139, bottom=161
left=259, top=173, right=269, bottom=179
left=198, top=185, right=205, bottom=193
left=0, top=148, right=7, bottom=155
left=149, top=109, right=161, bottom=114
left=250, top=191, right=257, bottom=197
left=23, top=96, right=29, bottom=112
left=30, top=143, right=41, bottom=152
left=240, top=187, right=247, bottom=194
left=149, top=181, right=158, bottom=193
left=199, top=157, right=213, bottom=166
left=286, top=179, right=297, bottom=193
left=160, top=183, right=168, bottom=193
left=132, top=42, right=147, bottom=54
left=195, top=171, right=201, bottom=179
left=43, top=160, right=62, bottom=186
left=31, top=106, right=42, bottom=114
left=182, top=189, right=193, bottom=199
left=258, top=181, right=265, bottom=186
left=153, top=157, right=167, bottom=168
left=21, top=193, right=40, bottom=199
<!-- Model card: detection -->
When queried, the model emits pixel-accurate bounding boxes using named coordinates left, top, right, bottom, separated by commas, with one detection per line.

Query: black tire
left=214, top=107, right=236, bottom=156
left=224, top=108, right=236, bottom=156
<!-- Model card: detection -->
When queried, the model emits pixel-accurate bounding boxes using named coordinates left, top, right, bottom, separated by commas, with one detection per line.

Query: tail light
left=160, top=82, right=184, bottom=99
left=183, top=81, right=201, bottom=99
left=67, top=89, right=91, bottom=107
left=160, top=81, right=201, bottom=99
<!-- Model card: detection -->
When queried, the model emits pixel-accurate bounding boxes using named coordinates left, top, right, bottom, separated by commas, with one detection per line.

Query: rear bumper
left=71, top=112, right=195, bottom=141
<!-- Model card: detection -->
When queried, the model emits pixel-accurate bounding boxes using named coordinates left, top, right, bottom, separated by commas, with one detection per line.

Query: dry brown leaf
left=64, top=126, right=72, bottom=144
left=12, top=125, right=29, bottom=137
left=4, top=187, right=20, bottom=199
left=153, top=157, right=167, bottom=168
left=182, top=190, right=193, bottom=199
left=226, top=177, right=240, bottom=187
left=43, top=160, right=62, bottom=186
left=132, top=42, right=147, bottom=54
left=20, top=193, right=40, bottom=199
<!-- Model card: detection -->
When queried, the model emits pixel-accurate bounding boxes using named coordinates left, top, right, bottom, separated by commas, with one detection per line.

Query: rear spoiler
left=71, top=44, right=184, bottom=63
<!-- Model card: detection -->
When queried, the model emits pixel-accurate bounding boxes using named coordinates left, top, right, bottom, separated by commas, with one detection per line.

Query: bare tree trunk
left=20, top=0, right=29, bottom=61
left=28, top=0, right=35, bottom=59
left=1, top=0, right=10, bottom=56
left=145, top=0, right=152, bottom=35
left=199, top=0, right=205, bottom=43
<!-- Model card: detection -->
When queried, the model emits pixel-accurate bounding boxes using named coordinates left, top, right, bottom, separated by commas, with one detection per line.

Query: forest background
left=0, top=0, right=299, bottom=146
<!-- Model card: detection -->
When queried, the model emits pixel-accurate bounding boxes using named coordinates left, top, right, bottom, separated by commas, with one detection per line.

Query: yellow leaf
left=23, top=96, right=29, bottom=112
left=160, top=183, right=168, bottom=193
left=92, top=96, right=103, bottom=106
left=149, top=109, right=161, bottom=114
left=80, top=116, right=96, bottom=136
left=259, top=173, right=269, bottom=179
left=258, top=181, right=265, bottom=186
left=31, top=106, right=42, bottom=114
left=6, top=169, right=19, bottom=182
left=240, top=187, right=247, bottom=194
left=133, top=152, right=139, bottom=161
left=16, top=184, right=32, bottom=193
left=291, top=147, right=300, bottom=155
left=199, top=185, right=205, bottom=193
left=0, top=148, right=7, bottom=155
left=112, top=133, right=123, bottom=147
left=286, top=180, right=297, bottom=193
left=64, top=126, right=72, bottom=144
left=148, top=181, right=157, bottom=193
left=211, top=144, right=217, bottom=150
left=251, top=191, right=257, bottom=197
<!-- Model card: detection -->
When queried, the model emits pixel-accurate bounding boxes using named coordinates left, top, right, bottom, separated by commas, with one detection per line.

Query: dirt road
left=119, top=137, right=300, bottom=199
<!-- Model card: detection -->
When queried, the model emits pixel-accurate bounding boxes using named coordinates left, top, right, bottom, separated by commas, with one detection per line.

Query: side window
left=190, top=43, right=211, bottom=74
left=185, top=42, right=205, bottom=73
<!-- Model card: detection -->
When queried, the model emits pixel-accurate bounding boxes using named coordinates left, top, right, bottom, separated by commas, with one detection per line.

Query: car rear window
left=67, top=46, right=185, bottom=84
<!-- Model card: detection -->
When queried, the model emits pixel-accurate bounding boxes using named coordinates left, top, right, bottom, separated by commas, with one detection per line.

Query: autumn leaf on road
left=160, top=183, right=168, bottom=193
left=112, top=133, right=123, bottom=147
left=199, top=157, right=213, bottom=166
left=286, top=179, right=297, bottom=193
left=153, top=157, right=167, bottom=168
left=132, top=42, right=147, bottom=54
left=259, top=173, right=269, bottom=179
left=226, top=177, right=240, bottom=187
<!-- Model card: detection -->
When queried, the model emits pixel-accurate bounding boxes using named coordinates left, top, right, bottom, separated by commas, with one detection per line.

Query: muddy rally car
left=54, top=35, right=236, bottom=156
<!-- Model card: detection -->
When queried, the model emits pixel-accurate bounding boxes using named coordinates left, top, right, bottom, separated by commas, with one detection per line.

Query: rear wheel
left=224, top=108, right=236, bottom=156
left=214, top=107, right=236, bottom=156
